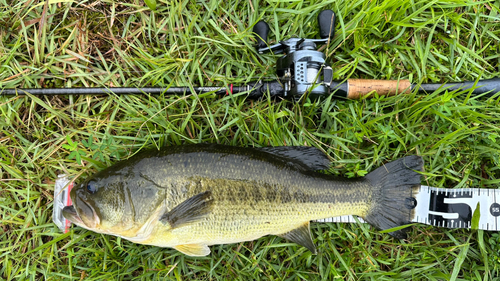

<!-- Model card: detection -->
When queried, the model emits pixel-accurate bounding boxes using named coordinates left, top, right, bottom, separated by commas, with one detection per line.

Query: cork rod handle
left=347, top=79, right=412, bottom=99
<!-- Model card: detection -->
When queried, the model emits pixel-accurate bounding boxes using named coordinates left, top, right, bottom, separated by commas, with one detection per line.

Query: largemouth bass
left=63, top=144, right=422, bottom=256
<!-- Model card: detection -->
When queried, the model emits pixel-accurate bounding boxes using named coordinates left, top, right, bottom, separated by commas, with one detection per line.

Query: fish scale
left=155, top=176, right=369, bottom=247
left=163, top=172, right=364, bottom=242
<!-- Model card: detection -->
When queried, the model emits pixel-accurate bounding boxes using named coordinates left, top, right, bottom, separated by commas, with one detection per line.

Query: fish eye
left=86, top=181, right=97, bottom=194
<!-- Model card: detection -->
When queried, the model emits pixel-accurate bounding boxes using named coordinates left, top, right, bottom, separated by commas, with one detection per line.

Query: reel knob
left=253, top=20, right=270, bottom=49
left=318, top=10, right=336, bottom=39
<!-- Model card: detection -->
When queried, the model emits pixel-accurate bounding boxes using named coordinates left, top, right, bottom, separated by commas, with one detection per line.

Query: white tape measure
left=53, top=175, right=73, bottom=233
left=317, top=185, right=500, bottom=231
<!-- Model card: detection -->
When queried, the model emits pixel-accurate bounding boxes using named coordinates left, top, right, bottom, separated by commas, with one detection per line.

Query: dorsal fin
left=256, top=146, right=331, bottom=171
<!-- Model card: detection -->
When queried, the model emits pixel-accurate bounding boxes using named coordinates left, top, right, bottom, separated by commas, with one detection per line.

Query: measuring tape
left=54, top=176, right=499, bottom=232
left=318, top=185, right=500, bottom=231
left=53, top=175, right=73, bottom=233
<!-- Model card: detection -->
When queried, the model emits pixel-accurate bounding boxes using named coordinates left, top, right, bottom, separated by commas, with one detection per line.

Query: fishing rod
left=2, top=10, right=499, bottom=99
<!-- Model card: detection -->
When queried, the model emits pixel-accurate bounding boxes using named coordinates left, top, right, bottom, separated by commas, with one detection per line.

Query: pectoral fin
left=174, top=244, right=211, bottom=256
left=160, top=191, right=213, bottom=228
left=278, top=222, right=317, bottom=254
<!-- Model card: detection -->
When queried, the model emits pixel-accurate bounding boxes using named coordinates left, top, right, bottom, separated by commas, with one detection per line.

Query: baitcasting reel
left=251, top=10, right=336, bottom=100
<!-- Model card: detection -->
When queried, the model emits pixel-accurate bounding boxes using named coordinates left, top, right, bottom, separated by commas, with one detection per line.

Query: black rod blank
left=0, top=87, right=229, bottom=96
left=414, top=78, right=500, bottom=96
left=0, top=81, right=283, bottom=99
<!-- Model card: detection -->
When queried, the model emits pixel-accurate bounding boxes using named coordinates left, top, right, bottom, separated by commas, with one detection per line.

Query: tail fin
left=364, top=156, right=423, bottom=239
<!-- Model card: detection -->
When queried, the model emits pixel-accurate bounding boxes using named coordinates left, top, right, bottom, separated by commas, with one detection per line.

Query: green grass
left=1, top=0, right=500, bottom=280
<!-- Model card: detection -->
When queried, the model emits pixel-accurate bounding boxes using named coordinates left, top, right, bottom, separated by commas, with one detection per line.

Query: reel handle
left=318, top=10, right=336, bottom=39
left=253, top=21, right=270, bottom=49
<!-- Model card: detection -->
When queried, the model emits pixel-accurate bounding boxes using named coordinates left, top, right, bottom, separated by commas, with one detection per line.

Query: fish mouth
left=62, top=205, right=84, bottom=225
left=63, top=191, right=100, bottom=229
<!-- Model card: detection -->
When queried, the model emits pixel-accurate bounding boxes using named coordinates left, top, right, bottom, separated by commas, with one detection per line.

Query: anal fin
left=174, top=244, right=211, bottom=256
left=278, top=221, right=317, bottom=254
